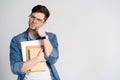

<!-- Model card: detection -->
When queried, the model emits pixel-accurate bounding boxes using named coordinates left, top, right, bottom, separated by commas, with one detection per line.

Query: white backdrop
left=0, top=0, right=120, bottom=80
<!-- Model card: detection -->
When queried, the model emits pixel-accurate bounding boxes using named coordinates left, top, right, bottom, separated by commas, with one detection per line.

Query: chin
left=29, top=27, right=36, bottom=31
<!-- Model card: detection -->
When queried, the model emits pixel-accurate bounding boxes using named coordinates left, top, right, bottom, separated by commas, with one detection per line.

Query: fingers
left=36, top=26, right=46, bottom=37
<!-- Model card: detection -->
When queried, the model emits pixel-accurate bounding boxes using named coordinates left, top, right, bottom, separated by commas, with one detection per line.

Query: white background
left=0, top=0, right=120, bottom=80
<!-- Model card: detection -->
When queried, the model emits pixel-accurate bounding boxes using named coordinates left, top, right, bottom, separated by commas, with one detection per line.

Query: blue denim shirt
left=9, top=29, right=60, bottom=80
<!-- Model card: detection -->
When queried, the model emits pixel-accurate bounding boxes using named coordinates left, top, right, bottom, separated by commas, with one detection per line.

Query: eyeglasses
left=29, top=15, right=45, bottom=23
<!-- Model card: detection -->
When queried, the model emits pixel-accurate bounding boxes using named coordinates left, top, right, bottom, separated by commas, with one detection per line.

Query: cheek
left=28, top=20, right=32, bottom=25
left=37, top=23, right=44, bottom=27
left=30, top=20, right=33, bottom=24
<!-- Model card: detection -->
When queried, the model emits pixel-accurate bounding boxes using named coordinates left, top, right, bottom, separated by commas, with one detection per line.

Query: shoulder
left=46, top=32, right=58, bottom=44
left=46, top=32, right=57, bottom=38
left=11, top=30, right=28, bottom=42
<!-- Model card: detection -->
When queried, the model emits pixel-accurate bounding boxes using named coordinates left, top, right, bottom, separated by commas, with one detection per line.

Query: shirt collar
left=24, top=28, right=41, bottom=41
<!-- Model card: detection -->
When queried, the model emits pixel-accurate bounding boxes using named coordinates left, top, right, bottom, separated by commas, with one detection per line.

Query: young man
left=10, top=5, right=60, bottom=80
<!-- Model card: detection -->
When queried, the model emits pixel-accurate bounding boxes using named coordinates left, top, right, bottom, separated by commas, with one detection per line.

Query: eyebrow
left=31, top=15, right=42, bottom=20
left=30, top=14, right=45, bottom=23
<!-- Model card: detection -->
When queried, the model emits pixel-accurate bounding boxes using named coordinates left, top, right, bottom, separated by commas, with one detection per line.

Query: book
left=26, top=45, right=47, bottom=72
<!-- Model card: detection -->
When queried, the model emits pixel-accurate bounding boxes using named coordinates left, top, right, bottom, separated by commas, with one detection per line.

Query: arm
left=45, top=33, right=59, bottom=65
left=21, top=34, right=59, bottom=72
left=10, top=38, right=24, bottom=75
left=37, top=26, right=59, bottom=65
left=42, top=36, right=53, bottom=57
left=10, top=37, right=46, bottom=73
left=21, top=50, right=45, bottom=72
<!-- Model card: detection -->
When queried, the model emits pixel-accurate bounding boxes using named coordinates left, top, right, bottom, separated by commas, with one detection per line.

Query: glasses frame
left=29, top=14, right=45, bottom=24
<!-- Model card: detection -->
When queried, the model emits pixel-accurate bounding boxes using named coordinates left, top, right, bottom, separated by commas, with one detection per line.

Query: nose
left=32, top=18, right=37, bottom=23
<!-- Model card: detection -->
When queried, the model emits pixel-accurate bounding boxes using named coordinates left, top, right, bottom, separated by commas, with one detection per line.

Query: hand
left=36, top=25, right=46, bottom=37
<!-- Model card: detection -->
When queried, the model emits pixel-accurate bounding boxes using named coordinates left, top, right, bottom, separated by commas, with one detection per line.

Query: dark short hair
left=32, top=5, right=50, bottom=21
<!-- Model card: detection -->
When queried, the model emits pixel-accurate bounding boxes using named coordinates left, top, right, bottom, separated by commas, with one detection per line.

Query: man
left=10, top=5, right=60, bottom=80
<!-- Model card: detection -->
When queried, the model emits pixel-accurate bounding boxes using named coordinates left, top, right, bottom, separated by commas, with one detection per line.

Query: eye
left=30, top=15, right=44, bottom=23
left=37, top=19, right=42, bottom=22
left=30, top=15, right=35, bottom=19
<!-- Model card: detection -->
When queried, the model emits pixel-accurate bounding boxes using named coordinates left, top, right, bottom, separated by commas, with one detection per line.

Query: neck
left=28, top=28, right=39, bottom=40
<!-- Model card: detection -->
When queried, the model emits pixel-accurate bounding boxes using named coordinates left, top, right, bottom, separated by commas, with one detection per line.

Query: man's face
left=29, top=12, right=46, bottom=31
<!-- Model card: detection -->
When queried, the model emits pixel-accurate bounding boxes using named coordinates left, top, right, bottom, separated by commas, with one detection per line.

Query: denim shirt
left=9, top=29, right=60, bottom=80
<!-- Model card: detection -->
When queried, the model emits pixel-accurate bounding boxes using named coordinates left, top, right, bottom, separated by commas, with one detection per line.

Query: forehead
left=31, top=12, right=45, bottom=20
